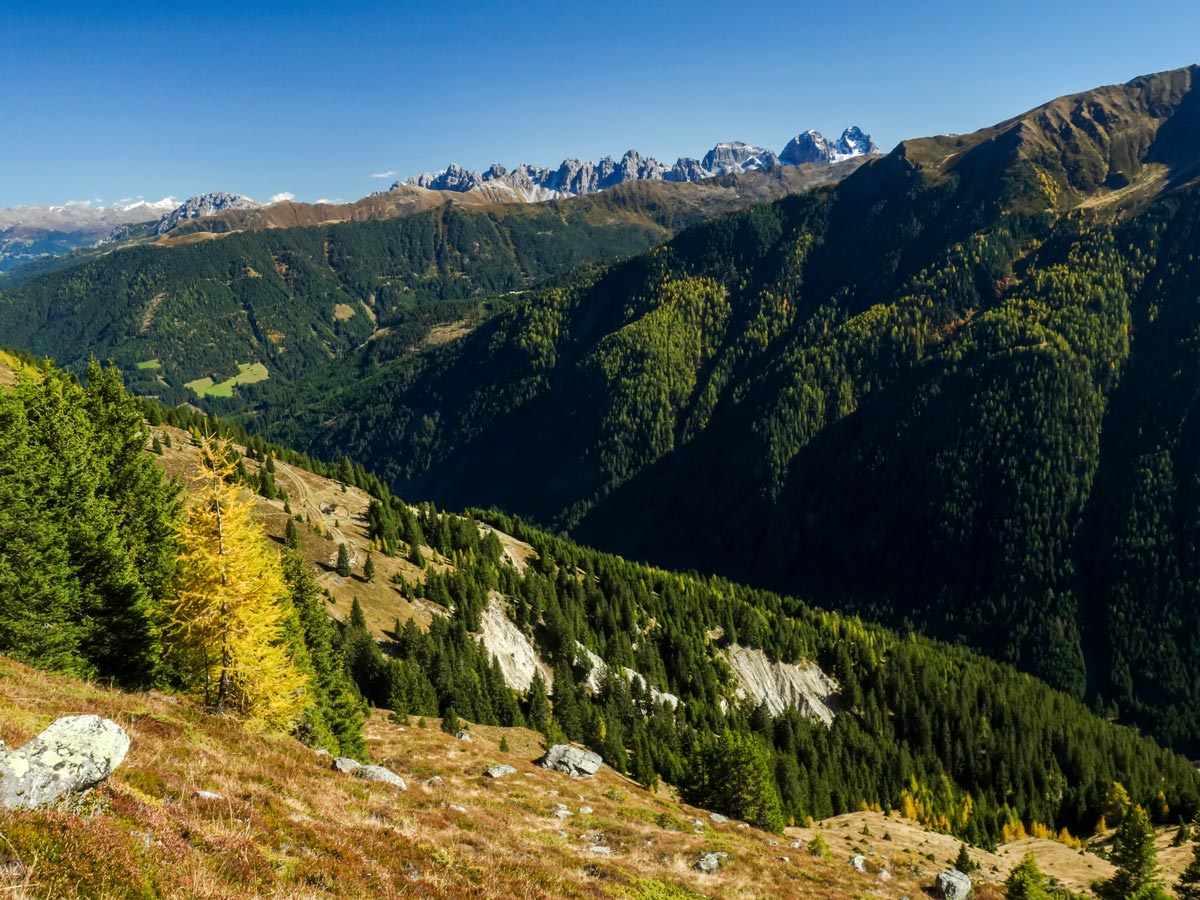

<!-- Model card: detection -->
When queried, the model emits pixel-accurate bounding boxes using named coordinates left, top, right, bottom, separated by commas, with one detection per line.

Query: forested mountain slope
left=0, top=163, right=860, bottom=406
left=2, top=354, right=1198, bottom=852
left=252, top=66, right=1200, bottom=753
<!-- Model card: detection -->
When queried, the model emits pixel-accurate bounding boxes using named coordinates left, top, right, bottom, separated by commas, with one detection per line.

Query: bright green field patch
left=185, top=362, right=269, bottom=398
left=135, top=359, right=161, bottom=370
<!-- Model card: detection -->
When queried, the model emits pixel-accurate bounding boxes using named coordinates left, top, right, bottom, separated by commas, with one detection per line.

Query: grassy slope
left=8, top=652, right=1175, bottom=900
left=2, top=654, right=1190, bottom=900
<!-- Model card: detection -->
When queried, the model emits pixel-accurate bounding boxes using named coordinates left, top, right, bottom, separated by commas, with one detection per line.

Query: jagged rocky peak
left=396, top=126, right=878, bottom=201
left=153, top=192, right=260, bottom=234
left=780, top=126, right=878, bottom=165
left=700, top=142, right=779, bottom=175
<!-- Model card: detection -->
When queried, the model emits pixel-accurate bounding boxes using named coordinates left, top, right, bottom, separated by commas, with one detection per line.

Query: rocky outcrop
left=331, top=756, right=361, bottom=774
left=399, top=126, right=877, bottom=201
left=575, top=641, right=680, bottom=709
left=0, top=715, right=130, bottom=809
left=153, top=193, right=260, bottom=234
left=354, top=764, right=407, bottom=791
left=726, top=645, right=838, bottom=723
left=538, top=744, right=602, bottom=777
left=478, top=594, right=552, bottom=692
left=935, top=869, right=972, bottom=900
left=485, top=764, right=517, bottom=778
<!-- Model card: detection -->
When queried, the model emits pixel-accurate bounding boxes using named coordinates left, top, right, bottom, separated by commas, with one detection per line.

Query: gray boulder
left=0, top=715, right=130, bottom=810
left=354, top=765, right=407, bottom=791
left=709, top=812, right=728, bottom=824
left=695, top=851, right=728, bottom=873
left=332, top=756, right=361, bottom=774
left=485, top=764, right=517, bottom=779
left=850, top=855, right=868, bottom=873
left=538, top=744, right=602, bottom=777
left=935, top=869, right=972, bottom=900
left=455, top=730, right=472, bottom=742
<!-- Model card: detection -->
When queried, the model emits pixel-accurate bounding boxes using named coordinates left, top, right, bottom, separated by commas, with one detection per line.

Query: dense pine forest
left=3, top=355, right=1198, bottom=848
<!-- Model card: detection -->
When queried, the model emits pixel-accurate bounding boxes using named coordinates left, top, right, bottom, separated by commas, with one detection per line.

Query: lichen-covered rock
left=0, top=715, right=130, bottom=809
left=935, top=869, right=972, bottom=900
left=354, top=765, right=407, bottom=790
left=485, top=764, right=517, bottom=778
left=332, top=756, right=361, bottom=774
left=695, top=851, right=728, bottom=873
left=538, top=744, right=602, bottom=777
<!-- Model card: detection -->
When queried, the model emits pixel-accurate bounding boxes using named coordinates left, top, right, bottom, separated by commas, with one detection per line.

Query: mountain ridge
left=400, top=126, right=878, bottom=200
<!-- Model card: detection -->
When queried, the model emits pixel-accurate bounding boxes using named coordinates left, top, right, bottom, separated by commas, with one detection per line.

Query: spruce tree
left=526, top=670, right=551, bottom=736
left=1178, top=837, right=1200, bottom=900
left=284, top=518, right=299, bottom=549
left=1098, top=805, right=1162, bottom=900
left=166, top=436, right=308, bottom=730
left=1004, top=854, right=1050, bottom=900
left=363, top=552, right=375, bottom=583
left=336, top=542, right=351, bottom=577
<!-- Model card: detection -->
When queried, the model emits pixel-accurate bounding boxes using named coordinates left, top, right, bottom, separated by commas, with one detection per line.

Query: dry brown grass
left=0, top=656, right=934, bottom=900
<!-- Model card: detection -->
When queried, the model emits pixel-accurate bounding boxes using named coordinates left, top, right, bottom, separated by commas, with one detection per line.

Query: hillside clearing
left=184, top=361, right=269, bottom=398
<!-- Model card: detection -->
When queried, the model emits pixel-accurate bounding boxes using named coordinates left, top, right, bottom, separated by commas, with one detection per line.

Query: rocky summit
left=399, top=126, right=877, bottom=200
left=152, top=192, right=260, bottom=234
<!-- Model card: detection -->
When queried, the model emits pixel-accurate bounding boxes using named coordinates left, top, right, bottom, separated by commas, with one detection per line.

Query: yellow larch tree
left=167, top=435, right=307, bottom=731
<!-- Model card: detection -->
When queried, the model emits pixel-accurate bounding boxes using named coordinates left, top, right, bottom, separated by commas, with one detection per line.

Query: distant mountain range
left=0, top=194, right=262, bottom=274
left=0, top=199, right=177, bottom=273
left=401, top=126, right=878, bottom=201
left=0, top=127, right=876, bottom=273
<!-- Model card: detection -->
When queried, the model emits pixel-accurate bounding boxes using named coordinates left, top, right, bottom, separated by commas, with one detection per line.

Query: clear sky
left=3, top=0, right=1198, bottom=208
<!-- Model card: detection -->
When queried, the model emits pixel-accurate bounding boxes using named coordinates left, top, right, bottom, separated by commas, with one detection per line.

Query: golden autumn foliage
left=166, top=436, right=308, bottom=731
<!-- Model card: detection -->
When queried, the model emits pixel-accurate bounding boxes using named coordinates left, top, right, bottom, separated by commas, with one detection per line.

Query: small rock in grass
left=695, top=851, right=728, bottom=873
left=354, top=764, right=407, bottom=791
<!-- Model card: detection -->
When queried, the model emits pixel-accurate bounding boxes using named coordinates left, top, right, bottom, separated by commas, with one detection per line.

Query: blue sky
left=3, top=0, right=1198, bottom=208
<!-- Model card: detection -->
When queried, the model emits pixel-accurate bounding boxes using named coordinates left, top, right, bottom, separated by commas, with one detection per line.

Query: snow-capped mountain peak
left=397, top=127, right=878, bottom=202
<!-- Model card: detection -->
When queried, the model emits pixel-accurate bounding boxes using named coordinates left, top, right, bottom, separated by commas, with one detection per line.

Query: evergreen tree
left=955, top=844, right=979, bottom=874
left=1005, top=854, right=1050, bottom=900
left=166, top=436, right=308, bottom=730
left=682, top=730, right=785, bottom=833
left=363, top=552, right=375, bottom=583
left=1178, top=838, right=1200, bottom=900
left=281, top=551, right=366, bottom=758
left=336, top=543, right=351, bottom=577
left=1098, top=806, right=1162, bottom=900
left=526, top=670, right=551, bottom=736
left=284, top=518, right=299, bottom=549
